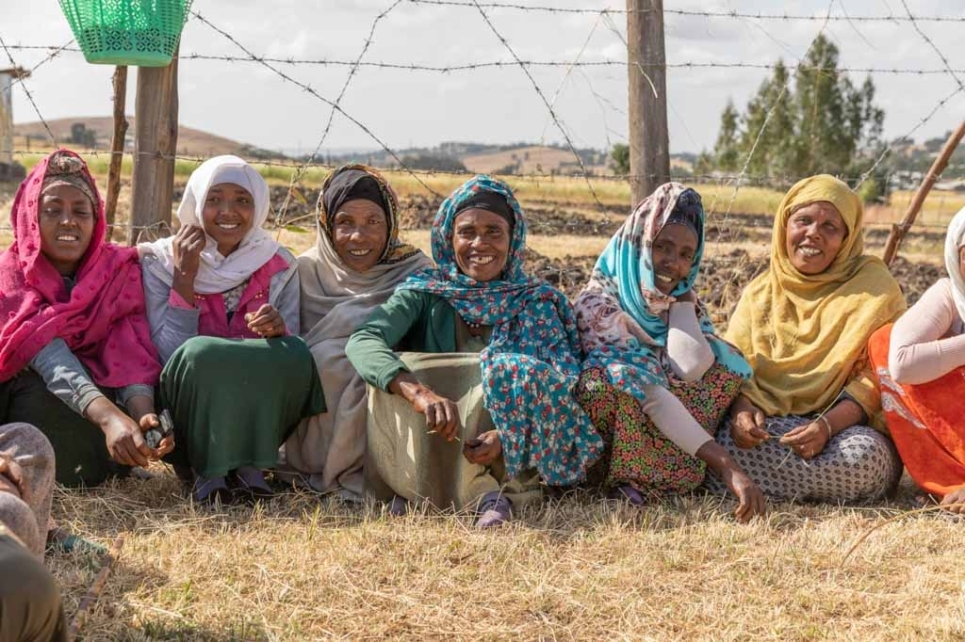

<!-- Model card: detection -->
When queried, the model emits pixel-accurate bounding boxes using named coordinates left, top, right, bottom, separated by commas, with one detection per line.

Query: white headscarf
left=944, top=206, right=965, bottom=322
left=140, top=155, right=280, bottom=293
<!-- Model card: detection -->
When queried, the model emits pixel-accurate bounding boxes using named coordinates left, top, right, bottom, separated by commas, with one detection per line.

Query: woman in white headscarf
left=869, top=205, right=965, bottom=513
left=140, top=156, right=325, bottom=504
left=284, top=164, right=430, bottom=501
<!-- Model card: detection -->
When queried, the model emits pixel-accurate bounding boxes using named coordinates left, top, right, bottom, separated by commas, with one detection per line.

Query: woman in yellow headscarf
left=705, top=175, right=906, bottom=503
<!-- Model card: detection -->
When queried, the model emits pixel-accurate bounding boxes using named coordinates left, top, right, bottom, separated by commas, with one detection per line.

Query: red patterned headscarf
left=0, top=149, right=160, bottom=387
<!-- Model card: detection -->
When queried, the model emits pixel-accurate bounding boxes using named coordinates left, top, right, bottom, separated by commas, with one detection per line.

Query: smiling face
left=452, top=208, right=512, bottom=282
left=38, top=184, right=96, bottom=275
left=201, top=182, right=255, bottom=256
left=651, top=223, right=698, bottom=295
left=785, top=201, right=847, bottom=275
left=331, top=199, right=389, bottom=272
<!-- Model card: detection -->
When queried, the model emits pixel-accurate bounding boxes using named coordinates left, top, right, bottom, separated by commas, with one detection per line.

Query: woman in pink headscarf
left=0, top=149, right=170, bottom=486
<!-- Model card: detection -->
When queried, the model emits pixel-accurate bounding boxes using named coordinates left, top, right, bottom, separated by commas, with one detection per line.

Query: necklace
left=463, top=317, right=483, bottom=330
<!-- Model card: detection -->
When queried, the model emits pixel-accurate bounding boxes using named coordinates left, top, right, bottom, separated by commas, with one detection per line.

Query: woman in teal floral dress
left=574, top=183, right=765, bottom=522
left=347, top=175, right=602, bottom=528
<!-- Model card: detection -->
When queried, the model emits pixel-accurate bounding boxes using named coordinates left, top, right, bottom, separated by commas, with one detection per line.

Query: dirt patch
left=522, top=248, right=941, bottom=325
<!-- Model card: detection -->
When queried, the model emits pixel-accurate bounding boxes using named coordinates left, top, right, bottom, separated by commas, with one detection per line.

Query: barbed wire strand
left=0, top=213, right=958, bottom=236
left=8, top=147, right=960, bottom=190
left=0, top=33, right=55, bottom=143
left=901, top=0, right=965, bottom=92
left=848, top=1, right=965, bottom=192
left=600, top=12, right=702, bottom=163
left=721, top=2, right=834, bottom=217
left=469, top=0, right=608, bottom=218
left=405, top=0, right=965, bottom=21
left=539, top=13, right=601, bottom=144
left=188, top=10, right=441, bottom=199
left=854, top=67, right=965, bottom=188
left=275, top=0, right=404, bottom=230
left=8, top=44, right=965, bottom=77
left=13, top=39, right=75, bottom=85
left=832, top=0, right=876, bottom=51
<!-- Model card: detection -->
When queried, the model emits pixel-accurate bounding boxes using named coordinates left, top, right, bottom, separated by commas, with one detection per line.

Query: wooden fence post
left=129, top=51, right=178, bottom=245
left=104, top=66, right=127, bottom=241
left=627, top=0, right=670, bottom=204
left=882, top=120, right=965, bottom=266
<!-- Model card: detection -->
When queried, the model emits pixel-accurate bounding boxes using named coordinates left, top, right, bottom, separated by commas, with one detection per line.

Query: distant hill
left=462, top=145, right=607, bottom=175
left=14, top=117, right=286, bottom=160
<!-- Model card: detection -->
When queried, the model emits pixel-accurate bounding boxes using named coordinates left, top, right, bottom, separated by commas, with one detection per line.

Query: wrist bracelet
left=818, top=415, right=833, bottom=440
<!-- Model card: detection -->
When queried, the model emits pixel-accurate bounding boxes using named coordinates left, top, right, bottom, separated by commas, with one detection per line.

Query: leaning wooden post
left=882, top=120, right=965, bottom=266
left=129, top=50, right=178, bottom=245
left=626, top=0, right=670, bottom=204
left=104, top=66, right=128, bottom=242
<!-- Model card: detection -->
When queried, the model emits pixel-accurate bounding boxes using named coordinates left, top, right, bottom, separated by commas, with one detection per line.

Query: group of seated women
left=2, top=149, right=964, bottom=559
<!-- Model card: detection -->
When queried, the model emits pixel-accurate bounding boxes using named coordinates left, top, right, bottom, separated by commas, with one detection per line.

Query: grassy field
left=50, top=472, right=965, bottom=640
left=1, top=163, right=962, bottom=640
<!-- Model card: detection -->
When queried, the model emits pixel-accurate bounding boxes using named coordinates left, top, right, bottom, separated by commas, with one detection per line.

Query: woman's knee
left=0, top=495, right=42, bottom=555
left=834, top=428, right=900, bottom=499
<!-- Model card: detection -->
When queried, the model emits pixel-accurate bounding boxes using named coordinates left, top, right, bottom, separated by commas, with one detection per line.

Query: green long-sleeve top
left=346, top=289, right=468, bottom=392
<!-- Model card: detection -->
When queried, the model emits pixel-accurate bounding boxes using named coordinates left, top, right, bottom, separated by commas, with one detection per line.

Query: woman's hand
left=101, top=413, right=152, bottom=468
left=727, top=469, right=766, bottom=523
left=138, top=413, right=175, bottom=458
left=463, top=430, right=502, bottom=466
left=87, top=398, right=157, bottom=468
left=171, top=224, right=206, bottom=305
left=0, top=454, right=27, bottom=501
left=411, top=389, right=460, bottom=441
left=245, top=304, right=286, bottom=338
left=172, top=224, right=205, bottom=282
left=730, top=395, right=769, bottom=449
left=779, top=420, right=829, bottom=460
left=695, top=440, right=766, bottom=523
left=388, top=373, right=461, bottom=441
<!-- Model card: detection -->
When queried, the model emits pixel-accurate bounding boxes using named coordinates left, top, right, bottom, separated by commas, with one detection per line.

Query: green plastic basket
left=58, top=0, right=193, bottom=67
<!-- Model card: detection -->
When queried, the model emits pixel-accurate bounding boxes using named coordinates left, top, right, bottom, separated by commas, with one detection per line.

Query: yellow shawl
left=724, top=175, right=906, bottom=424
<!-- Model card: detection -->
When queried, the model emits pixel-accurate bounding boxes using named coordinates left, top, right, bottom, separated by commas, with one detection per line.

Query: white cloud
left=2, top=0, right=962, bottom=155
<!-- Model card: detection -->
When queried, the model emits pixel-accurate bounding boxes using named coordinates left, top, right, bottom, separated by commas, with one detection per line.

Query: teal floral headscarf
left=398, top=175, right=602, bottom=486
left=574, top=182, right=751, bottom=400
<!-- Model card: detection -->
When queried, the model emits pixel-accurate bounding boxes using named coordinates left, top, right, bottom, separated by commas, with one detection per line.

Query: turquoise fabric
left=395, top=175, right=602, bottom=486
left=578, top=184, right=752, bottom=403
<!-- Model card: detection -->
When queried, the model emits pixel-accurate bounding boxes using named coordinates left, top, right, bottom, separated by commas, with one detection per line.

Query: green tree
left=712, top=100, right=741, bottom=172
left=701, top=34, right=886, bottom=197
left=609, top=143, right=630, bottom=175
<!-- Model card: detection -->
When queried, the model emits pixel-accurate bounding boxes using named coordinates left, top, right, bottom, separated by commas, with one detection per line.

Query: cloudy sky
left=3, top=0, right=964, bottom=157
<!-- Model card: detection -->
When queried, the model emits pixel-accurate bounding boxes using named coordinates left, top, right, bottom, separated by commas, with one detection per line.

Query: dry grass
left=50, top=470, right=965, bottom=641
left=3, top=170, right=963, bottom=639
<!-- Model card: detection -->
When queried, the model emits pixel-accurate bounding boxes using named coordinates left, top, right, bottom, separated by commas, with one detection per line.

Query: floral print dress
left=397, top=175, right=602, bottom=487
left=573, top=183, right=751, bottom=494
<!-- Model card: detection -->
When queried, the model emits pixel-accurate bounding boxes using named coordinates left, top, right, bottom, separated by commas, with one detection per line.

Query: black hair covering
left=453, top=191, right=515, bottom=229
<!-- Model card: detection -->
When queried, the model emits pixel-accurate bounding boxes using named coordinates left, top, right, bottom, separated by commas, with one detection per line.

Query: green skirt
left=161, top=336, right=326, bottom=478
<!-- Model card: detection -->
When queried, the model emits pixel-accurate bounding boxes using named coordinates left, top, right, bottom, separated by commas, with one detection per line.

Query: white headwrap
left=140, top=155, right=280, bottom=293
left=944, top=206, right=965, bottom=322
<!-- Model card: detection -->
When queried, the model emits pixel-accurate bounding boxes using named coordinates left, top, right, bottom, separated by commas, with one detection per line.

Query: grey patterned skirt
left=704, top=414, right=902, bottom=503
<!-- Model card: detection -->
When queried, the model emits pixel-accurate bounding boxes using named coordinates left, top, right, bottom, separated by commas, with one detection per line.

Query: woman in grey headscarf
left=285, top=165, right=430, bottom=501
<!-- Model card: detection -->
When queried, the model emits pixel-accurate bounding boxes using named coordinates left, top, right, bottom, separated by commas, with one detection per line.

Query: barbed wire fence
left=1, top=0, right=963, bottom=298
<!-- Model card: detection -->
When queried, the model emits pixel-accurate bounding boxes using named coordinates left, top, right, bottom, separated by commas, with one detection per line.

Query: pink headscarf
left=0, top=149, right=160, bottom=387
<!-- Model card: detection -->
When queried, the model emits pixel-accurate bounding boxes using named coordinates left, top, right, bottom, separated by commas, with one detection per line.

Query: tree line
left=611, top=35, right=891, bottom=201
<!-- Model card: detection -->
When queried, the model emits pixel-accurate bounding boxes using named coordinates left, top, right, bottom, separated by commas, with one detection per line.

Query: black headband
left=342, top=176, right=386, bottom=212
left=453, top=191, right=515, bottom=228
